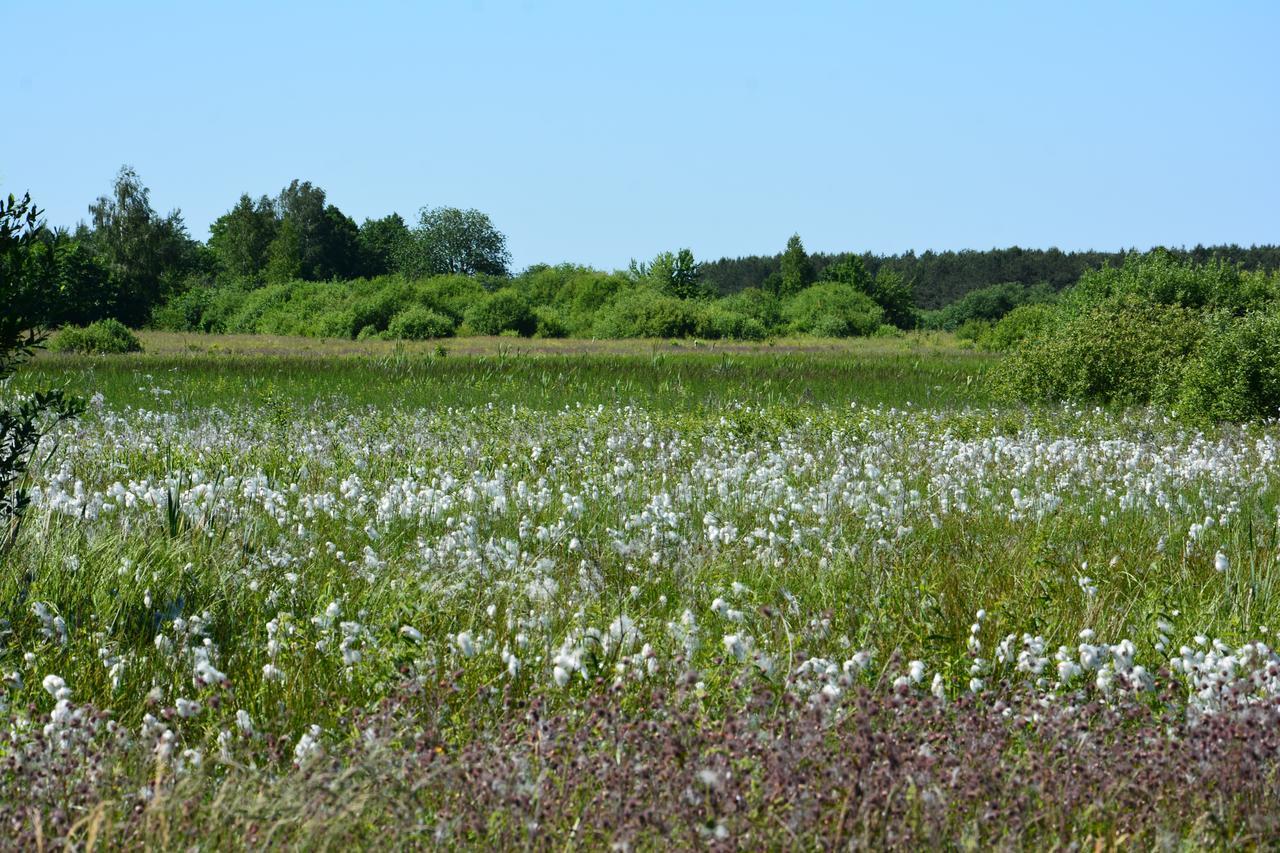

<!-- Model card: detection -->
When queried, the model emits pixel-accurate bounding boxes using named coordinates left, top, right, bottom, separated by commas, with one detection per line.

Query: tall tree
left=631, top=248, right=705, bottom=299
left=358, top=213, right=409, bottom=277
left=208, top=193, right=278, bottom=279
left=396, top=206, right=510, bottom=278
left=778, top=233, right=815, bottom=297
left=273, top=179, right=329, bottom=280
left=265, top=216, right=303, bottom=282
left=87, top=166, right=194, bottom=325
left=321, top=205, right=362, bottom=279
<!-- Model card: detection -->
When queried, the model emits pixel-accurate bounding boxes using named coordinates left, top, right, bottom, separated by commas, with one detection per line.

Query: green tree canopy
left=358, top=213, right=409, bottom=277
left=86, top=166, right=195, bottom=325
left=395, top=206, right=510, bottom=278
left=630, top=248, right=705, bottom=299
left=209, top=193, right=278, bottom=279
left=778, top=233, right=815, bottom=297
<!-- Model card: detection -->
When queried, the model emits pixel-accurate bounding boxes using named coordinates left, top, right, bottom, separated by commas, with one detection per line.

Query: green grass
left=19, top=331, right=996, bottom=410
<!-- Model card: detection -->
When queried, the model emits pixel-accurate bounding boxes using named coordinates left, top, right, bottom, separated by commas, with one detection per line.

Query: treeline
left=702, top=245, right=1280, bottom=309
left=17, top=165, right=1280, bottom=345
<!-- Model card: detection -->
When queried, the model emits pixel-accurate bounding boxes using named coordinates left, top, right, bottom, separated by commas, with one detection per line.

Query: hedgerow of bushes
left=48, top=319, right=143, bottom=354
left=996, top=252, right=1280, bottom=422
left=150, top=263, right=916, bottom=343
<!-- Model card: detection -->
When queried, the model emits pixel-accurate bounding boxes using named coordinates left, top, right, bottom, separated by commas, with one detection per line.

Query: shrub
left=1178, top=311, right=1280, bottom=422
left=413, top=275, right=487, bottom=323
left=386, top=306, right=457, bottom=340
left=151, top=282, right=215, bottom=332
left=873, top=324, right=905, bottom=338
left=718, top=288, right=782, bottom=332
left=1064, top=250, right=1269, bottom=316
left=783, top=283, right=884, bottom=337
left=226, top=283, right=293, bottom=334
left=348, top=286, right=412, bottom=336
left=532, top=307, right=569, bottom=339
left=996, top=297, right=1204, bottom=406
left=954, top=318, right=993, bottom=345
left=591, top=288, right=698, bottom=339
left=49, top=319, right=142, bottom=354
left=694, top=305, right=767, bottom=341
left=923, top=282, right=1052, bottom=331
left=984, top=303, right=1054, bottom=352
left=464, top=289, right=536, bottom=336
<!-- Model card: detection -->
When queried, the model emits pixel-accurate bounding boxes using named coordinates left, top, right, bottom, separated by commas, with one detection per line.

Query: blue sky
left=4, top=1, right=1277, bottom=270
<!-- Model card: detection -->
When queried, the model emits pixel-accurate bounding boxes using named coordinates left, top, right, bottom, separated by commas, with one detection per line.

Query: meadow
left=6, top=334, right=1280, bottom=848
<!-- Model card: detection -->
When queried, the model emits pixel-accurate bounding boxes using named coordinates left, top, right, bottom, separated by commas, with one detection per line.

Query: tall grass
left=5, top=346, right=1280, bottom=846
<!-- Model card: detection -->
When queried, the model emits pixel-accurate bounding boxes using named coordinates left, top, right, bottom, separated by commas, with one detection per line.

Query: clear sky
left=4, top=1, right=1277, bottom=271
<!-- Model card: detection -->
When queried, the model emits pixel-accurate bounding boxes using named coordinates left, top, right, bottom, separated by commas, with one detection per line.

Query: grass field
left=5, top=334, right=1280, bottom=848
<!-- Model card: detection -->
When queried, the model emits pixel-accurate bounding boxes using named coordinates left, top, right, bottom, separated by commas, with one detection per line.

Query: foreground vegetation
left=6, top=343, right=1280, bottom=846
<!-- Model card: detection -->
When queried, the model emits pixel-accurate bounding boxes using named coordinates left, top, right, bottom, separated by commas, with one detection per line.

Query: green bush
left=782, top=283, right=883, bottom=337
left=49, top=319, right=142, bottom=354
left=533, top=307, right=569, bottom=339
left=954, top=318, right=993, bottom=345
left=996, top=298, right=1204, bottom=406
left=1063, top=250, right=1270, bottom=316
left=348, top=286, right=412, bottom=336
left=386, top=306, right=457, bottom=340
left=922, top=282, right=1054, bottom=332
left=984, top=303, right=1054, bottom=352
left=591, top=288, right=698, bottom=339
left=1178, top=311, right=1280, bottom=422
left=693, top=305, right=766, bottom=341
left=464, top=289, right=536, bottom=336
left=873, top=324, right=905, bottom=338
left=226, top=283, right=293, bottom=334
left=718, top=288, right=782, bottom=333
left=413, top=275, right=487, bottom=323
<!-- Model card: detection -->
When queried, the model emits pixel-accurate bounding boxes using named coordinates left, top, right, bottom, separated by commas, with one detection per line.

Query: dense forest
left=13, top=166, right=1280, bottom=345
left=703, top=245, right=1280, bottom=309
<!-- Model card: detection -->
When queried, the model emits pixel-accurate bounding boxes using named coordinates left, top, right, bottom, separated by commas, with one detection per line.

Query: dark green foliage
left=782, top=282, right=884, bottom=337
left=358, top=214, right=409, bottom=277
left=865, top=268, right=918, bottom=329
left=208, top=194, right=278, bottom=279
left=264, top=217, right=303, bottom=282
left=1, top=193, right=50, bottom=377
left=85, top=166, right=196, bottom=326
left=922, top=282, right=1054, bottom=331
left=386, top=305, right=457, bottom=340
left=463, top=289, right=535, bottom=336
left=272, top=181, right=328, bottom=280
left=396, top=206, right=510, bottom=278
left=819, top=254, right=871, bottom=291
left=48, top=319, right=143, bottom=354
left=0, top=192, right=83, bottom=557
left=43, top=240, right=113, bottom=326
left=777, top=234, right=815, bottom=298
left=702, top=244, right=1280, bottom=309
